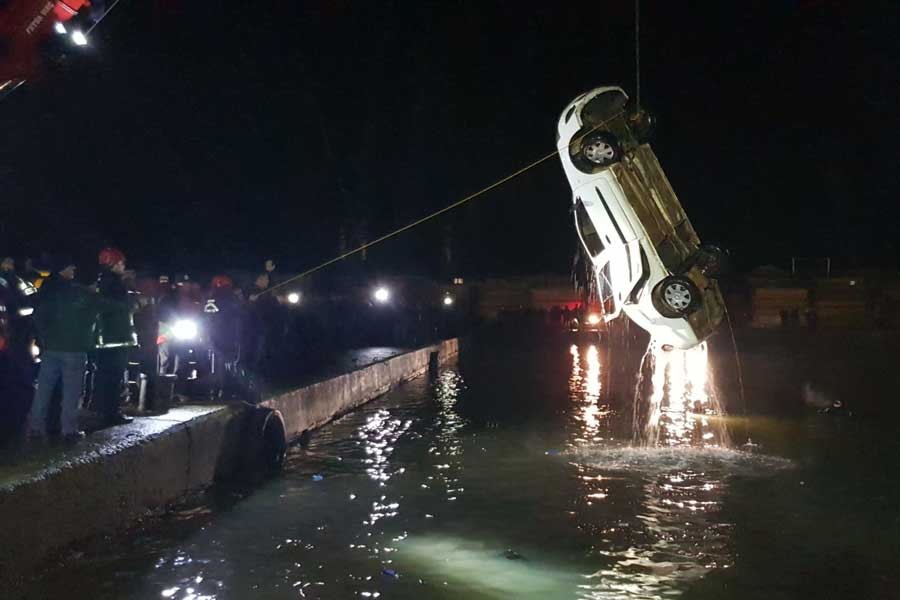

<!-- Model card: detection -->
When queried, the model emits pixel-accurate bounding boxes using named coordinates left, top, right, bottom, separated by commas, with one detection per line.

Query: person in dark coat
left=27, top=258, right=104, bottom=441
left=93, top=248, right=137, bottom=426
left=206, top=275, right=242, bottom=398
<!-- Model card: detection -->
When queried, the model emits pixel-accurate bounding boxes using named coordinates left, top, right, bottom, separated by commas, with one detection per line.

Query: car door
left=574, top=196, right=631, bottom=320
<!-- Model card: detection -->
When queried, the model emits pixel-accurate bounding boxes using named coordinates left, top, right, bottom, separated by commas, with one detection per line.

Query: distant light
left=443, top=295, right=454, bottom=306
left=172, top=319, right=199, bottom=341
left=54, top=22, right=67, bottom=34
left=18, top=307, right=34, bottom=317
left=587, top=313, right=601, bottom=325
left=31, top=342, right=41, bottom=358
left=71, top=30, right=88, bottom=46
left=452, top=277, right=464, bottom=285
left=849, top=280, right=856, bottom=286
left=287, top=292, right=301, bottom=304
left=373, top=287, right=390, bottom=304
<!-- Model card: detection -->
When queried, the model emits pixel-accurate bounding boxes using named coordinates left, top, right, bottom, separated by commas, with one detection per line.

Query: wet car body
left=557, top=86, right=725, bottom=349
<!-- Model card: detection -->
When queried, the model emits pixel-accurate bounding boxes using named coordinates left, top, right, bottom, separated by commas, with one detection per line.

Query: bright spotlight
left=287, top=292, right=301, bottom=304
left=443, top=295, right=454, bottom=306
left=587, top=313, right=601, bottom=326
left=373, top=286, right=390, bottom=304
left=172, top=319, right=199, bottom=341
left=71, top=30, right=88, bottom=46
left=54, top=22, right=67, bottom=34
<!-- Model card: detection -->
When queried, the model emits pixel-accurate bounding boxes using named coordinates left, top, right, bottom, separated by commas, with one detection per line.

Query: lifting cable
left=86, top=0, right=126, bottom=36
left=265, top=111, right=624, bottom=296
left=634, top=0, right=641, bottom=113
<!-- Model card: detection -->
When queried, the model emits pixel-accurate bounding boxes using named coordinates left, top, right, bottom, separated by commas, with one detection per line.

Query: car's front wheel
left=580, top=131, right=621, bottom=167
left=653, top=276, right=701, bottom=318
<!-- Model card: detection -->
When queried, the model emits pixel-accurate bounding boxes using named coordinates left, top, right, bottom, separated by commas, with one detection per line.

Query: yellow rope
left=265, top=111, right=623, bottom=295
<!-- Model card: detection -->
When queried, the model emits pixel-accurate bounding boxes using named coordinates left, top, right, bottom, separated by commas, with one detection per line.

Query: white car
left=557, top=86, right=725, bottom=349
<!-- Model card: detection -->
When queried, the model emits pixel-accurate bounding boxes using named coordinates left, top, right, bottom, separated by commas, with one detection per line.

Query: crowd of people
left=1, top=248, right=465, bottom=449
left=0, top=248, right=294, bottom=447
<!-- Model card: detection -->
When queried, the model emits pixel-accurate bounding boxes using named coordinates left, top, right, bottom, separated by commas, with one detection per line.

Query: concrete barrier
left=262, top=338, right=458, bottom=440
left=0, top=339, right=458, bottom=594
left=0, top=405, right=242, bottom=594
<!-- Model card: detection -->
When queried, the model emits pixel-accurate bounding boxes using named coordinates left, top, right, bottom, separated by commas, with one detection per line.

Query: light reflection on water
left=29, top=341, right=814, bottom=600
left=568, top=344, right=611, bottom=447
left=566, top=341, right=743, bottom=599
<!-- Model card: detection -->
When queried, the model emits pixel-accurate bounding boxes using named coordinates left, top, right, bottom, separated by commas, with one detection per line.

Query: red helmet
left=211, top=275, right=233, bottom=290
left=98, top=247, right=126, bottom=267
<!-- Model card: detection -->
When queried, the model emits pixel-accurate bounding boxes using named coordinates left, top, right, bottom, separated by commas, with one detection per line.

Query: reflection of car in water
left=557, top=86, right=725, bottom=349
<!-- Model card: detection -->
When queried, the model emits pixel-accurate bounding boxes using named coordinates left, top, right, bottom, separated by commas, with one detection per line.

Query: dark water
left=26, top=332, right=900, bottom=599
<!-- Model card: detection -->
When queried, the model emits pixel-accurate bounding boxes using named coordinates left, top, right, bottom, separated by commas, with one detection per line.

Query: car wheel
left=580, top=131, right=621, bottom=167
left=653, top=276, right=701, bottom=318
left=697, top=245, right=730, bottom=278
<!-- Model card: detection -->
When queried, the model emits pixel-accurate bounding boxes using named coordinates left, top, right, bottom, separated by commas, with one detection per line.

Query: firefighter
left=93, top=248, right=136, bottom=426
left=206, top=275, right=242, bottom=398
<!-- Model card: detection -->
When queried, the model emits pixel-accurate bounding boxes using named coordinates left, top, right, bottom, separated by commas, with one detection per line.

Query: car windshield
left=575, top=201, right=604, bottom=257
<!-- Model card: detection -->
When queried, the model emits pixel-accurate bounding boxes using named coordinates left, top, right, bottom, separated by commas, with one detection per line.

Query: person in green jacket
left=26, top=258, right=102, bottom=441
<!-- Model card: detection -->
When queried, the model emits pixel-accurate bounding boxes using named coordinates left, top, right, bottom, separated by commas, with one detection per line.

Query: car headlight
left=172, top=319, right=199, bottom=341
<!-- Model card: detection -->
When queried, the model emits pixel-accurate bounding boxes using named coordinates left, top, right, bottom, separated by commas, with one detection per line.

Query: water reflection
left=572, top=447, right=737, bottom=599
left=568, top=341, right=736, bottom=598
left=569, top=344, right=611, bottom=448
left=428, top=370, right=467, bottom=502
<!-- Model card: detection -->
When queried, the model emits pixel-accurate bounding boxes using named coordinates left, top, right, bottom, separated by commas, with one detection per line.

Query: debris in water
left=503, top=549, right=525, bottom=561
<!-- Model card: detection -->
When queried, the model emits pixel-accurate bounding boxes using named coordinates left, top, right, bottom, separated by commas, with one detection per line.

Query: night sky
left=2, top=1, right=898, bottom=277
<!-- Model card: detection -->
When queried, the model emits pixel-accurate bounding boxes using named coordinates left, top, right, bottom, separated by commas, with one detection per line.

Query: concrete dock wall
left=0, top=405, right=242, bottom=594
left=0, top=339, right=458, bottom=594
left=263, top=338, right=458, bottom=440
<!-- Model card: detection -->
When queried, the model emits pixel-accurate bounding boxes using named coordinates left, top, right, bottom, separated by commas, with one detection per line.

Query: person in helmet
left=206, top=275, right=242, bottom=398
left=93, top=248, right=137, bottom=426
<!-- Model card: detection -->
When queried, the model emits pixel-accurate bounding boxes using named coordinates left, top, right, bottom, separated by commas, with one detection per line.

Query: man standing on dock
left=94, top=248, right=137, bottom=427
left=27, top=258, right=101, bottom=442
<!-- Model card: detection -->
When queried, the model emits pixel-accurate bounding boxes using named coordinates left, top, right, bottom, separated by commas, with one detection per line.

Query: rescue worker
left=206, top=275, right=242, bottom=398
left=27, top=258, right=103, bottom=442
left=0, top=256, right=37, bottom=429
left=245, top=272, right=284, bottom=375
left=93, top=248, right=136, bottom=426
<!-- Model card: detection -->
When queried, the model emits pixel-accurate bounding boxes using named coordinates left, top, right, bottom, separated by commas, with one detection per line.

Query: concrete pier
left=0, top=339, right=458, bottom=592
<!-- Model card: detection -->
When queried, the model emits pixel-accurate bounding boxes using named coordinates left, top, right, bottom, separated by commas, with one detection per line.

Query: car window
left=575, top=200, right=604, bottom=257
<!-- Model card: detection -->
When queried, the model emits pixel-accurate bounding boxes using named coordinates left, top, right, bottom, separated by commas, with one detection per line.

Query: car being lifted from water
left=556, top=86, right=725, bottom=349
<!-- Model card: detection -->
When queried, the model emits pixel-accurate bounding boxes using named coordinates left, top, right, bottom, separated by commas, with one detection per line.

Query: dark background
left=2, top=0, right=898, bottom=277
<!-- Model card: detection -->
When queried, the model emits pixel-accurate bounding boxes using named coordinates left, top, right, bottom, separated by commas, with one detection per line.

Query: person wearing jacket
left=93, top=248, right=137, bottom=426
left=26, top=259, right=102, bottom=441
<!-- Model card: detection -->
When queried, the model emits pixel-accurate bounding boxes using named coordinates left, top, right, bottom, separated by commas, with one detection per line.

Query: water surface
left=27, top=333, right=900, bottom=599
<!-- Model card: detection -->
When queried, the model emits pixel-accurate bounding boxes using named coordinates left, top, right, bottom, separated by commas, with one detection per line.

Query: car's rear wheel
left=696, top=244, right=730, bottom=278
left=580, top=131, right=621, bottom=167
left=653, top=276, right=701, bottom=318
